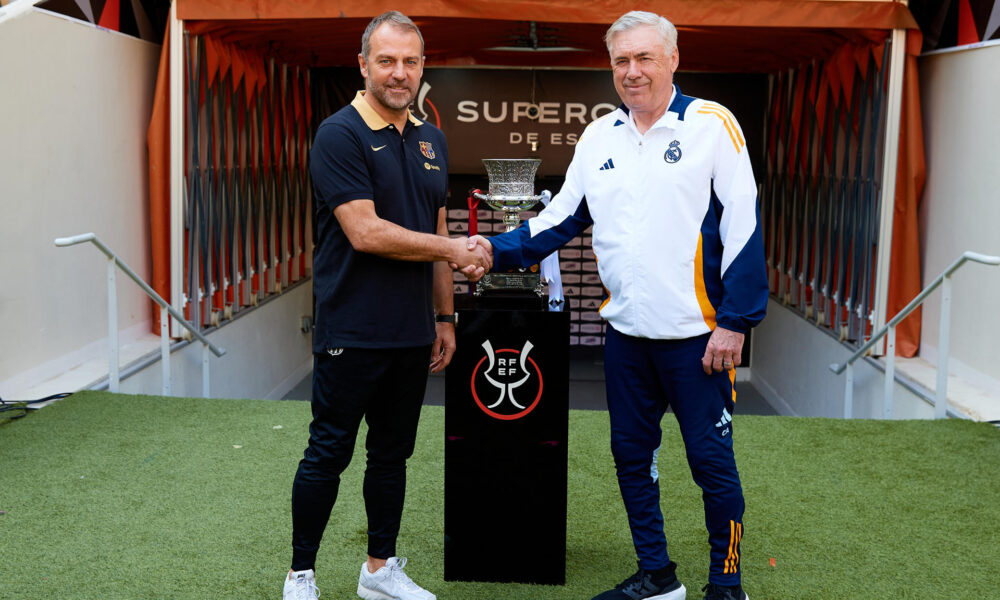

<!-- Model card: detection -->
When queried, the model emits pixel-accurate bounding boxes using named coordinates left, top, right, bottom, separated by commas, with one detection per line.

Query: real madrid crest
left=419, top=141, right=435, bottom=159
left=664, top=140, right=682, bottom=164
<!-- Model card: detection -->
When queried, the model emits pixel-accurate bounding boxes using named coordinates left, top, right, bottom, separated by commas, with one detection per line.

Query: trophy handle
left=472, top=192, right=544, bottom=232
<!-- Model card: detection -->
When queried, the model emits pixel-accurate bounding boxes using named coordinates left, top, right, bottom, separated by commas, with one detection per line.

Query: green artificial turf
left=1, top=391, right=999, bottom=599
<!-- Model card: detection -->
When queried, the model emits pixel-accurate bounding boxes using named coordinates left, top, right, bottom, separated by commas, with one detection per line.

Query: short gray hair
left=360, top=11, right=425, bottom=60
left=604, top=11, right=678, bottom=54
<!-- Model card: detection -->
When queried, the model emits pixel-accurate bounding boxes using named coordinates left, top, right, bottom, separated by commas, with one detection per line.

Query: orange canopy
left=179, top=0, right=918, bottom=72
left=177, top=0, right=917, bottom=27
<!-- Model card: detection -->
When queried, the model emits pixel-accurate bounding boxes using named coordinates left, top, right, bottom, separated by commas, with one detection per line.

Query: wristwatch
left=435, top=313, right=458, bottom=325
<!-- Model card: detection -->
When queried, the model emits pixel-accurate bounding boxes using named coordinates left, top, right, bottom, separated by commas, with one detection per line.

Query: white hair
left=604, top=11, right=678, bottom=54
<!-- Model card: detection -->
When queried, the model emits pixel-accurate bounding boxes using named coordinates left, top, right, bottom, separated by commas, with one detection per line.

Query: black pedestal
left=444, top=305, right=569, bottom=585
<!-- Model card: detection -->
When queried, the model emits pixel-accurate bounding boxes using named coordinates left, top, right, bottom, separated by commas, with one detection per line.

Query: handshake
left=447, top=235, right=493, bottom=283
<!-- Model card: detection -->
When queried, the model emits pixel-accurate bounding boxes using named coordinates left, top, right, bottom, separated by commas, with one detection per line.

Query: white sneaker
left=357, top=557, right=436, bottom=600
left=283, top=569, right=320, bottom=600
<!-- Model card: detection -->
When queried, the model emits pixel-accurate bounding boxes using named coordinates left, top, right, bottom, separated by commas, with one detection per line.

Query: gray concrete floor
left=283, top=358, right=778, bottom=416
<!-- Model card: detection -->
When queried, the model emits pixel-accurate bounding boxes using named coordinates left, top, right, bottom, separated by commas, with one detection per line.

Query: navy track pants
left=604, top=326, right=745, bottom=586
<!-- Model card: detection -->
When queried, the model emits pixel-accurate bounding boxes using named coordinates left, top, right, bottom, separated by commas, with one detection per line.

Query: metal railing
left=830, top=251, right=1000, bottom=419
left=176, top=33, right=314, bottom=336
left=760, top=45, right=894, bottom=349
left=54, top=233, right=226, bottom=397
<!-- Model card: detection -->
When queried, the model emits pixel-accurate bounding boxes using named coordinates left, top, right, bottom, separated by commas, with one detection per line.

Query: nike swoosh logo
left=371, top=144, right=387, bottom=152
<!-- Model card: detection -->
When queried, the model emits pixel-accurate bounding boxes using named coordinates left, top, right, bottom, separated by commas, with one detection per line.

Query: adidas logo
left=715, top=408, right=732, bottom=428
left=599, top=158, right=616, bottom=171
left=715, top=408, right=732, bottom=436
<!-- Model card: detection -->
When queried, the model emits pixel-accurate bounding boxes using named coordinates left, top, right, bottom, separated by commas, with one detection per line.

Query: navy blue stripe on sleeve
left=489, top=198, right=593, bottom=270
left=490, top=225, right=532, bottom=271
left=715, top=201, right=768, bottom=333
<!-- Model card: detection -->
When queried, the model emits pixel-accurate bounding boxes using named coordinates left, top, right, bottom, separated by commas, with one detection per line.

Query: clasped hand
left=448, top=235, right=493, bottom=283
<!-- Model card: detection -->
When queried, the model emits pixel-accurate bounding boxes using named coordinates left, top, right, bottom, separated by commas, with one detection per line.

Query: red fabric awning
left=177, top=0, right=917, bottom=28
left=179, top=1, right=917, bottom=71
left=184, top=18, right=896, bottom=72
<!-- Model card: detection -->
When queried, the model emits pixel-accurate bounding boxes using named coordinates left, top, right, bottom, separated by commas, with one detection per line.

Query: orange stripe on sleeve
left=697, top=108, right=743, bottom=154
left=595, top=255, right=611, bottom=311
left=701, top=104, right=746, bottom=147
left=694, top=233, right=717, bottom=330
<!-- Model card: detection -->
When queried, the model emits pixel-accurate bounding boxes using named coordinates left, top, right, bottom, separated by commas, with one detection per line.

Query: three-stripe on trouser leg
left=604, top=326, right=745, bottom=586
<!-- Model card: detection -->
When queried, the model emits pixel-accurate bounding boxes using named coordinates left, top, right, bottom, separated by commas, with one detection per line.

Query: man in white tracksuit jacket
left=467, top=11, right=767, bottom=600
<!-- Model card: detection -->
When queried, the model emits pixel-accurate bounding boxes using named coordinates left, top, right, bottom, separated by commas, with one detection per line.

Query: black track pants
left=290, top=345, right=431, bottom=571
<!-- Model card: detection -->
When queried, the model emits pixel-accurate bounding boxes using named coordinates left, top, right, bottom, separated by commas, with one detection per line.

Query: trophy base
left=475, top=271, right=544, bottom=297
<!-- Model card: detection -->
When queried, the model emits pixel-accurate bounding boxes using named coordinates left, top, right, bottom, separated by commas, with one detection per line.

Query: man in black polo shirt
left=283, top=11, right=490, bottom=600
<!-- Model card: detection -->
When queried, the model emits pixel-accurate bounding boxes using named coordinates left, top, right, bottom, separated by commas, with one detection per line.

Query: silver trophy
left=473, top=158, right=545, bottom=296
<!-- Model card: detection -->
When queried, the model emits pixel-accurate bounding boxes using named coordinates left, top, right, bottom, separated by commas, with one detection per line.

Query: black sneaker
left=701, top=582, right=749, bottom=600
left=592, top=565, right=686, bottom=600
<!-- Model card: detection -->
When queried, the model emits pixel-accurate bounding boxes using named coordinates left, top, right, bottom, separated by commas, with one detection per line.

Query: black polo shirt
left=309, top=91, right=449, bottom=351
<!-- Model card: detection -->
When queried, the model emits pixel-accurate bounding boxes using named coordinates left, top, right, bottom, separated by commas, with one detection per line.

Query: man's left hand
left=702, top=326, right=744, bottom=374
left=430, top=321, right=456, bottom=373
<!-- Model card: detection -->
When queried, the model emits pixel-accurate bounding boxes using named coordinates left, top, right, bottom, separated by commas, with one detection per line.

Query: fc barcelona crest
left=419, top=141, right=436, bottom=159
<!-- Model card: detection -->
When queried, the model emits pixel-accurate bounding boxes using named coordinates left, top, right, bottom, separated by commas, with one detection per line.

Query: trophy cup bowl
left=473, top=159, right=545, bottom=233
left=472, top=158, right=545, bottom=296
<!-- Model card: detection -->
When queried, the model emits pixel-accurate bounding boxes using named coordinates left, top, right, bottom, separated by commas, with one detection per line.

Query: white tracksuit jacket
left=490, top=85, right=768, bottom=338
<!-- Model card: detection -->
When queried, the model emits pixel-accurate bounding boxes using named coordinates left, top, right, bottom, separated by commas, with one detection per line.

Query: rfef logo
left=471, top=340, right=543, bottom=421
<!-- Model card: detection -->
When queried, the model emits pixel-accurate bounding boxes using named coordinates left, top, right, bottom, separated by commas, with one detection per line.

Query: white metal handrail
left=830, top=251, right=1000, bottom=419
left=54, top=232, right=226, bottom=397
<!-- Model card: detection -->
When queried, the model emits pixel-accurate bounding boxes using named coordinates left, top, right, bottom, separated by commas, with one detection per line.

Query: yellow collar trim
left=351, top=91, right=423, bottom=130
